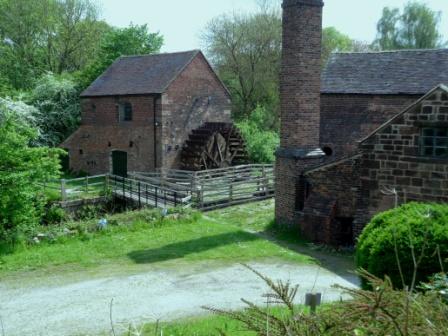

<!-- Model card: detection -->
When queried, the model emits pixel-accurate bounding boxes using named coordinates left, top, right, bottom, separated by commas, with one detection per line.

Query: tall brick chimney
left=275, top=0, right=325, bottom=226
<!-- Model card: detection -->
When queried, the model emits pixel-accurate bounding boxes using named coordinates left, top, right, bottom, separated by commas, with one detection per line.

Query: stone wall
left=355, top=87, right=448, bottom=236
left=320, top=94, right=418, bottom=158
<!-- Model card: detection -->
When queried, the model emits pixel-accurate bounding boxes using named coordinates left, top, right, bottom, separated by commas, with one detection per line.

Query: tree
left=0, top=106, right=61, bottom=244
left=322, top=27, right=355, bottom=65
left=78, top=24, right=164, bottom=90
left=237, top=106, right=280, bottom=163
left=202, top=7, right=282, bottom=123
left=375, top=1, right=445, bottom=50
left=27, top=74, right=81, bottom=147
left=0, top=0, right=107, bottom=90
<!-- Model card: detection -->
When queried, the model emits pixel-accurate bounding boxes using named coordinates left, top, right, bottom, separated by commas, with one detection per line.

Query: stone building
left=276, top=0, right=448, bottom=245
left=62, top=50, right=231, bottom=176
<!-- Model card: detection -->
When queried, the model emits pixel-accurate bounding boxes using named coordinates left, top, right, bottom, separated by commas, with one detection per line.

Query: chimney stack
left=279, top=0, right=324, bottom=153
left=275, top=0, right=324, bottom=225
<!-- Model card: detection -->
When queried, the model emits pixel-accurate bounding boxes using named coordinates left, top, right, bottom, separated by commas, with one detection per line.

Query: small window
left=119, top=102, right=133, bottom=122
left=91, top=104, right=96, bottom=113
left=420, top=128, right=448, bottom=158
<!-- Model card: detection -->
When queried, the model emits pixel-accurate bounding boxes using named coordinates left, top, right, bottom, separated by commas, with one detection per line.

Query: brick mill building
left=276, top=0, right=448, bottom=245
left=62, top=50, right=232, bottom=176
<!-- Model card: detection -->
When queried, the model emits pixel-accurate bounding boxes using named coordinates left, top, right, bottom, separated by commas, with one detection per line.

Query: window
left=119, top=102, right=133, bottom=122
left=420, top=128, right=448, bottom=158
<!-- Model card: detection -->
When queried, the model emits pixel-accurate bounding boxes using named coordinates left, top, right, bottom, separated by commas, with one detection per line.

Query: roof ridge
left=119, top=50, right=200, bottom=59
left=332, top=48, right=448, bottom=56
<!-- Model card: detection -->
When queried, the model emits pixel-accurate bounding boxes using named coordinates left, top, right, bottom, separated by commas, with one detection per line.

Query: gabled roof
left=360, top=84, right=448, bottom=144
left=322, top=49, right=448, bottom=95
left=81, top=50, right=201, bottom=97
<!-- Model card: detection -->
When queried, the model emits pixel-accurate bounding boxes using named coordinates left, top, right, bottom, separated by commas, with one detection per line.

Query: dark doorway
left=112, top=151, right=128, bottom=177
left=61, top=148, right=70, bottom=173
left=335, top=217, right=354, bottom=246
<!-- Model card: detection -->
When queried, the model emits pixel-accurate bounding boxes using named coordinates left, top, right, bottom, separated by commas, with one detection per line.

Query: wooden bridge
left=111, top=164, right=274, bottom=210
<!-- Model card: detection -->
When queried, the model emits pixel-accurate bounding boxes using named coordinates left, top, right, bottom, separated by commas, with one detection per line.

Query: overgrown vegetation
left=356, top=202, right=448, bottom=289
left=0, top=201, right=313, bottom=274
left=206, top=267, right=448, bottom=336
left=237, top=106, right=280, bottom=163
left=0, top=109, right=62, bottom=246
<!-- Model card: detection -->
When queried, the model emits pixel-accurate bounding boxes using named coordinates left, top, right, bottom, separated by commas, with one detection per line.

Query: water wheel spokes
left=181, top=122, right=249, bottom=171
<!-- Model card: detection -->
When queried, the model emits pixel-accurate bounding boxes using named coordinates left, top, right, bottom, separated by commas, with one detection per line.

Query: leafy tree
left=0, top=0, right=107, bottom=90
left=78, top=23, right=164, bottom=90
left=0, top=107, right=62, bottom=245
left=375, top=1, right=445, bottom=50
left=202, top=7, right=282, bottom=121
left=237, top=106, right=280, bottom=163
left=27, top=74, right=81, bottom=146
left=322, top=27, right=354, bottom=65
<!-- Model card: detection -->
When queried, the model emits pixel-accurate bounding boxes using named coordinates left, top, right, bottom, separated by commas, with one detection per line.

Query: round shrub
left=356, top=202, right=448, bottom=289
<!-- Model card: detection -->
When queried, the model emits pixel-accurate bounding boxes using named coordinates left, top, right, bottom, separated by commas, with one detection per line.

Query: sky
left=100, top=0, right=448, bottom=53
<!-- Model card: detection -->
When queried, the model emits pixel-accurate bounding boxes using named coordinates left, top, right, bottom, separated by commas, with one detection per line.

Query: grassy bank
left=0, top=200, right=313, bottom=275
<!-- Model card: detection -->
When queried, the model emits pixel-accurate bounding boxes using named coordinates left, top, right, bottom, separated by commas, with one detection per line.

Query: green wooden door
left=112, top=151, right=128, bottom=177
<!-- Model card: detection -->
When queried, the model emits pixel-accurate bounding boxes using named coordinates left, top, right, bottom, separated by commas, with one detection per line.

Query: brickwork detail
left=320, top=94, right=418, bottom=158
left=63, top=53, right=231, bottom=175
left=275, top=0, right=324, bottom=227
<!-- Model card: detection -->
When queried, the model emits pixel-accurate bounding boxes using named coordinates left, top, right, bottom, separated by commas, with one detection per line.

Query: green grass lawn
left=0, top=200, right=314, bottom=275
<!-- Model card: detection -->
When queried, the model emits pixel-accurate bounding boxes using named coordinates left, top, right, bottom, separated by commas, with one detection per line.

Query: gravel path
left=0, top=262, right=358, bottom=336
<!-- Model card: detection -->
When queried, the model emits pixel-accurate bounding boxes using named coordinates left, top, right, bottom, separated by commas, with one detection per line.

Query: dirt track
left=0, top=261, right=358, bottom=336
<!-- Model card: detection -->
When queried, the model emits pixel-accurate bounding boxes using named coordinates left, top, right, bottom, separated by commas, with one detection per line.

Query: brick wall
left=275, top=0, right=324, bottom=226
left=355, top=87, right=448, bottom=236
left=161, top=53, right=232, bottom=168
left=320, top=94, right=418, bottom=158
left=64, top=95, right=157, bottom=175
left=301, top=156, right=361, bottom=244
left=63, top=53, right=231, bottom=174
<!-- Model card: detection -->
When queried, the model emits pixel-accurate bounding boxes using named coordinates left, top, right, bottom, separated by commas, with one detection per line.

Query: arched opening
left=322, top=146, right=333, bottom=156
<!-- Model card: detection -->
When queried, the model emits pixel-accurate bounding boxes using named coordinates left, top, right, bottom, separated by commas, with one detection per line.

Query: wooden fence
left=41, top=175, right=108, bottom=202
left=130, top=164, right=274, bottom=210
left=42, top=164, right=274, bottom=210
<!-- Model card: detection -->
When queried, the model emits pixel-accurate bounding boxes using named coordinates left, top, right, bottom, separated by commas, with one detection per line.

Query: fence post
left=229, top=182, right=233, bottom=202
left=145, top=184, right=148, bottom=205
left=155, top=186, right=158, bottom=208
left=85, top=176, right=89, bottom=194
left=61, top=179, right=67, bottom=202
left=105, top=175, right=110, bottom=195
left=199, top=180, right=204, bottom=209
left=138, top=182, right=141, bottom=208
left=174, top=192, right=178, bottom=207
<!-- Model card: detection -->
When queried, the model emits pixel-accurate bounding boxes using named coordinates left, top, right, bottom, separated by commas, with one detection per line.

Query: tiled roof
left=322, top=49, right=448, bottom=95
left=81, top=50, right=200, bottom=97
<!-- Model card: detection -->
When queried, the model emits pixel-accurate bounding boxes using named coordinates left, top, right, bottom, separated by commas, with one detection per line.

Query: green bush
left=237, top=106, right=279, bottom=163
left=42, top=205, right=67, bottom=225
left=356, top=202, right=448, bottom=288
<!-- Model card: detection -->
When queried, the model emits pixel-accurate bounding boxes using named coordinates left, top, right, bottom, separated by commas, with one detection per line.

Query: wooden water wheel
left=181, top=122, right=249, bottom=171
